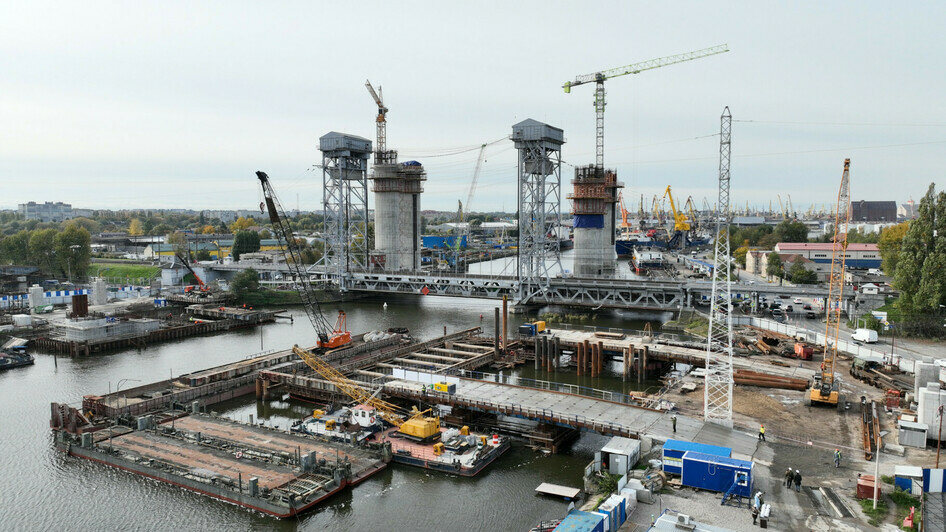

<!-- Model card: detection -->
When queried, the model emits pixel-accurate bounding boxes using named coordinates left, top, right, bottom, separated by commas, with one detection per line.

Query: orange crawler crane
left=256, top=171, right=351, bottom=350
left=808, top=158, right=851, bottom=408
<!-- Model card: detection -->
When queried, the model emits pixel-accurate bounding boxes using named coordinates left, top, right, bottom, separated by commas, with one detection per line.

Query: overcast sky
left=2, top=1, right=944, bottom=213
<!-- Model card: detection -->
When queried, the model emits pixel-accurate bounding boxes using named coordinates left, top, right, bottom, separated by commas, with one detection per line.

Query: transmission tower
left=512, top=119, right=564, bottom=300
left=319, top=132, right=372, bottom=290
left=704, top=107, right=734, bottom=428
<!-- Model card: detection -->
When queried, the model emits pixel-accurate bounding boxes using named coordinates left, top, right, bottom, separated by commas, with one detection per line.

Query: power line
left=735, top=119, right=946, bottom=127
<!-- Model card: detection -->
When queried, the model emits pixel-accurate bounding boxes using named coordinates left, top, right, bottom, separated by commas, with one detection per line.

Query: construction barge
left=50, top=327, right=505, bottom=516
left=32, top=305, right=283, bottom=356
left=52, top=410, right=390, bottom=518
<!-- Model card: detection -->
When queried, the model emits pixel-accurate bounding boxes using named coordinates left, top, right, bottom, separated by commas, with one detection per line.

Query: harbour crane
left=663, top=186, right=691, bottom=248
left=451, top=144, right=488, bottom=269
left=291, top=345, right=442, bottom=442
left=256, top=171, right=351, bottom=349
left=618, top=191, right=631, bottom=230
left=808, top=158, right=852, bottom=408
left=684, top=196, right=699, bottom=231
left=562, top=44, right=729, bottom=169
left=365, top=79, right=390, bottom=161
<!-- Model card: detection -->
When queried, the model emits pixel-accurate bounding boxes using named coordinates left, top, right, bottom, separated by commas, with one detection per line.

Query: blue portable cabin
left=661, top=439, right=731, bottom=475
left=553, top=509, right=605, bottom=532
left=680, top=451, right=753, bottom=499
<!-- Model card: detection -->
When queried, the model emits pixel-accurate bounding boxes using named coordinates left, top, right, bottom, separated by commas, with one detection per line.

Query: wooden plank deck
left=536, top=482, right=581, bottom=499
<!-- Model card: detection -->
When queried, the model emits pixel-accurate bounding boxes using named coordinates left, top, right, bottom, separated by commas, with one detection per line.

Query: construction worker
left=671, top=415, right=677, bottom=433
left=793, top=470, right=802, bottom=492
left=834, top=448, right=842, bottom=468
left=784, top=468, right=794, bottom=487
left=758, top=424, right=766, bottom=442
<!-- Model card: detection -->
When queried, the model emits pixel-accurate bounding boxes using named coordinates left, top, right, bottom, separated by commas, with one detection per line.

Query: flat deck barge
left=376, top=426, right=509, bottom=476
left=54, top=413, right=390, bottom=518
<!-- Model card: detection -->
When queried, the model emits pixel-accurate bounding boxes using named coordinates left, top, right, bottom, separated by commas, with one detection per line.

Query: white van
left=852, top=328, right=879, bottom=343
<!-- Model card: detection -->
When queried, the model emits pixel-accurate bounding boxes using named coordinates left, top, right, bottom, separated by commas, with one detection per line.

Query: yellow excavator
left=292, top=345, right=442, bottom=442
left=808, top=159, right=851, bottom=408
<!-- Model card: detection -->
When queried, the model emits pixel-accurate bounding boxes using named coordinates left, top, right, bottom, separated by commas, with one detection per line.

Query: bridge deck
left=384, top=378, right=758, bottom=456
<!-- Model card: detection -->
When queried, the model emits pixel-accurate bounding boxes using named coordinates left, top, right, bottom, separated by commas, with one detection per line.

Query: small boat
left=0, top=338, right=34, bottom=371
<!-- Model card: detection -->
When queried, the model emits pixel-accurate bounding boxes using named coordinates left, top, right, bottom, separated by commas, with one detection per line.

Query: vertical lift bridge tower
left=512, top=119, right=564, bottom=299
left=364, top=80, right=425, bottom=271
left=319, top=132, right=372, bottom=290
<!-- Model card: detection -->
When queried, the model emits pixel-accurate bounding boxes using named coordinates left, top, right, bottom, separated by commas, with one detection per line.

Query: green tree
left=773, top=220, right=808, bottom=242
left=765, top=251, right=784, bottom=278
left=28, top=228, right=60, bottom=274
left=895, top=184, right=941, bottom=316
left=54, top=223, right=92, bottom=280
left=232, top=231, right=261, bottom=260
left=64, top=217, right=101, bottom=234
left=733, top=246, right=749, bottom=267
left=230, top=268, right=260, bottom=299
left=878, top=221, right=910, bottom=275
left=0, top=230, right=31, bottom=264
left=788, top=257, right=817, bottom=284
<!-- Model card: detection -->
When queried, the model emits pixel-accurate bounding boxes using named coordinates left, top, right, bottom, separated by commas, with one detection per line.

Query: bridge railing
left=449, top=369, right=657, bottom=409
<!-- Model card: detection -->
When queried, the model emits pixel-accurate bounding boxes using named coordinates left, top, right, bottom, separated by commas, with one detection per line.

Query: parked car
left=786, top=305, right=794, bottom=313
left=803, top=304, right=812, bottom=310
left=793, top=297, right=803, bottom=304
left=806, top=311, right=818, bottom=319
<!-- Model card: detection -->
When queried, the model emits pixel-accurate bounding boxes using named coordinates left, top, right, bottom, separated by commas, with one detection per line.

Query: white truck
left=852, top=328, right=879, bottom=343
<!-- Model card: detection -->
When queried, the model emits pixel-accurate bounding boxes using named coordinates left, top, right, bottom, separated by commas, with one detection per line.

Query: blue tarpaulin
left=573, top=214, right=604, bottom=229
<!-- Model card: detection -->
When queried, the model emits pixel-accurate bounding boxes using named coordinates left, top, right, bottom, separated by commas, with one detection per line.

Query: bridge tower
left=319, top=132, right=372, bottom=290
left=512, top=119, right=565, bottom=299
left=704, top=107, right=734, bottom=428
left=569, top=165, right=621, bottom=276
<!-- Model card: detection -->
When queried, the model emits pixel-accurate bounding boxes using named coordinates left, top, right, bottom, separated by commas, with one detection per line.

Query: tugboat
left=0, top=338, right=34, bottom=371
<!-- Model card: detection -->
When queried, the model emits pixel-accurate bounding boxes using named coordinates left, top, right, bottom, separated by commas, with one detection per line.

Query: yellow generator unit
left=398, top=416, right=441, bottom=443
left=312, top=409, right=325, bottom=419
left=460, top=425, right=470, bottom=436
left=432, top=442, right=445, bottom=456
left=325, top=419, right=336, bottom=431
left=433, top=382, right=456, bottom=394
left=534, top=320, right=546, bottom=333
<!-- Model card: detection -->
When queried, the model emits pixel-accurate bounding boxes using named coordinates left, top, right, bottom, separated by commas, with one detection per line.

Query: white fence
left=391, top=368, right=460, bottom=386
left=731, top=316, right=914, bottom=371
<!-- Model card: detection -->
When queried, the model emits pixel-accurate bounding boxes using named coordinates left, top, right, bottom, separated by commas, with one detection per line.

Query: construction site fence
left=730, top=316, right=910, bottom=370
left=386, top=385, right=640, bottom=439
left=449, top=369, right=655, bottom=409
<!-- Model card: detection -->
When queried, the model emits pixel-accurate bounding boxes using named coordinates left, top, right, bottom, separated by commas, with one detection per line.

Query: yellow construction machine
left=808, top=159, right=851, bottom=408
left=292, top=345, right=442, bottom=442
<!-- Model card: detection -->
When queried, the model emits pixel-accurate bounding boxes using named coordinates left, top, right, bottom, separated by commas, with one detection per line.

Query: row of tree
left=0, top=223, right=92, bottom=278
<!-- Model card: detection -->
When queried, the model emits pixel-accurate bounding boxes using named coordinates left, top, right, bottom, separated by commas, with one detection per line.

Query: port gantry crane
left=256, top=171, right=351, bottom=350
left=808, top=159, right=852, bottom=408
left=365, top=79, right=390, bottom=162
left=563, top=44, right=729, bottom=169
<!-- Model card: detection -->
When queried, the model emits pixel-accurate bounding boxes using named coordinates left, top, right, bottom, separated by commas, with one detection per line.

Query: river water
left=2, top=294, right=663, bottom=531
